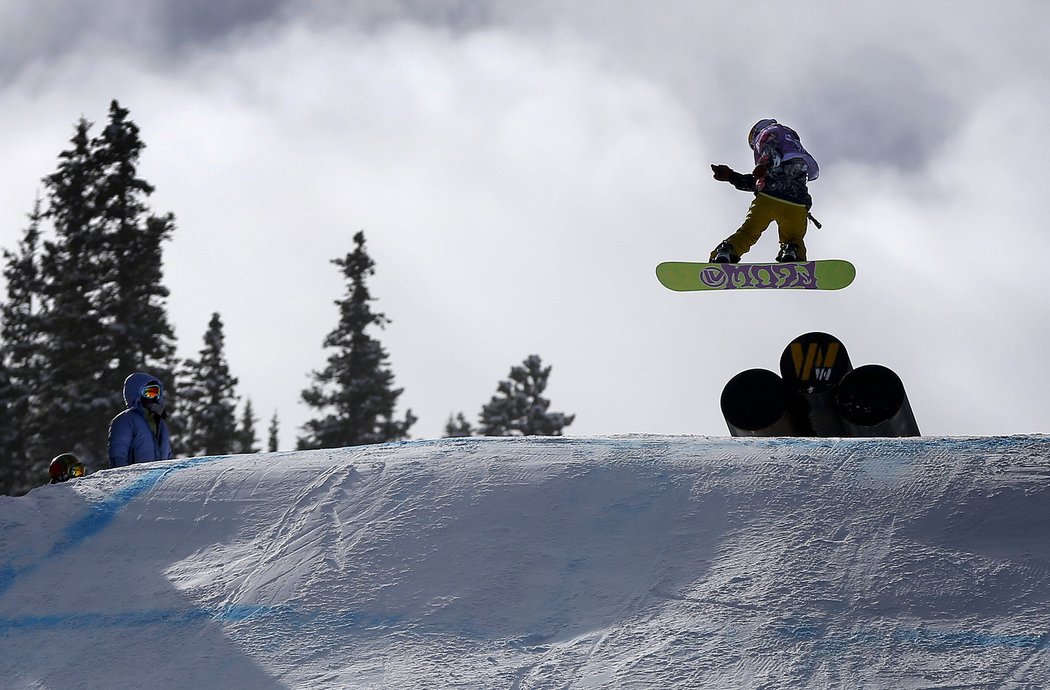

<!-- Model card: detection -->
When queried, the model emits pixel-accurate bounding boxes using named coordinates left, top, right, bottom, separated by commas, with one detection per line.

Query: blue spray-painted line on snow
left=0, top=604, right=279, bottom=633
left=50, top=457, right=220, bottom=557
left=0, top=456, right=222, bottom=599
left=891, top=628, right=1050, bottom=649
left=9, top=602, right=1042, bottom=652
left=0, top=604, right=407, bottom=636
left=777, top=622, right=1050, bottom=650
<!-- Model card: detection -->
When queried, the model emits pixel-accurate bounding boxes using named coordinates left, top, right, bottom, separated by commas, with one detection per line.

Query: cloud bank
left=1, top=1, right=1048, bottom=444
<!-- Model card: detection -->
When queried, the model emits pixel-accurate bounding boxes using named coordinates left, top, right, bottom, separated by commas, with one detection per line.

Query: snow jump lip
left=2, top=435, right=1048, bottom=689
left=0, top=456, right=223, bottom=599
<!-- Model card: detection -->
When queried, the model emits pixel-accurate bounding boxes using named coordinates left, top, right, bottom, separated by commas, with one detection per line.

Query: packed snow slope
left=2, top=435, right=1049, bottom=689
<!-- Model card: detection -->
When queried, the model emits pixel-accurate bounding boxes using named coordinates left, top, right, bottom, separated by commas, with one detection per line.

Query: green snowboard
left=656, top=259, right=855, bottom=292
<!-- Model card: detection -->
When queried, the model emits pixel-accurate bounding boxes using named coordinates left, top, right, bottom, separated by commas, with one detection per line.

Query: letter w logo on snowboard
left=791, top=342, right=841, bottom=383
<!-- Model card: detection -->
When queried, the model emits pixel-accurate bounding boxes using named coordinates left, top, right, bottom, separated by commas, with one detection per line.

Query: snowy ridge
left=2, top=435, right=1049, bottom=689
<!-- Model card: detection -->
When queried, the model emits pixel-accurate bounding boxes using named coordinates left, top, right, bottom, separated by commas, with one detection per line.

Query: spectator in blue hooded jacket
left=107, top=372, right=174, bottom=467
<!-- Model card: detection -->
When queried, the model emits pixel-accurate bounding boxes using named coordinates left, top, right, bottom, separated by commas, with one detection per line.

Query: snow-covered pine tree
left=268, top=412, right=280, bottom=452
left=91, top=101, right=178, bottom=399
left=177, top=313, right=240, bottom=457
left=299, top=231, right=416, bottom=449
left=236, top=399, right=260, bottom=454
left=444, top=412, right=474, bottom=438
left=0, top=207, right=46, bottom=494
left=5, top=103, right=180, bottom=471
left=477, top=355, right=576, bottom=436
left=35, top=117, right=116, bottom=464
left=0, top=362, right=22, bottom=494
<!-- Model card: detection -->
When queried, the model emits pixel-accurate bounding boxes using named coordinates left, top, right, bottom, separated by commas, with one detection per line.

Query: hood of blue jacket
left=123, top=372, right=163, bottom=409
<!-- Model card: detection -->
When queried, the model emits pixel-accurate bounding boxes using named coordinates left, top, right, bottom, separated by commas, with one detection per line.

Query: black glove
left=711, top=164, right=733, bottom=182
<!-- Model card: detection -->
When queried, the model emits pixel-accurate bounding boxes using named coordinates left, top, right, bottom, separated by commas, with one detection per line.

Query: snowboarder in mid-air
left=709, top=118, right=820, bottom=263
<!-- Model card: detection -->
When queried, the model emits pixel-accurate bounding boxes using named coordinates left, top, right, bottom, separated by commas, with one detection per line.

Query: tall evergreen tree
left=1, top=101, right=179, bottom=474
left=477, top=355, right=576, bottom=436
left=267, top=412, right=280, bottom=453
left=177, top=313, right=239, bottom=456
left=0, top=207, right=46, bottom=494
left=0, top=361, right=18, bottom=493
left=36, top=117, right=115, bottom=462
left=236, top=399, right=260, bottom=454
left=92, top=101, right=177, bottom=396
left=299, top=231, right=415, bottom=449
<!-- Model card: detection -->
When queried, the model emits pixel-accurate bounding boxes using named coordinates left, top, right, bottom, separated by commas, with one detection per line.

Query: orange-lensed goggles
left=141, top=384, right=162, bottom=400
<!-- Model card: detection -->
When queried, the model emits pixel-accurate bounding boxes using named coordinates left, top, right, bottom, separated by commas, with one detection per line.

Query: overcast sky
left=1, top=1, right=1048, bottom=448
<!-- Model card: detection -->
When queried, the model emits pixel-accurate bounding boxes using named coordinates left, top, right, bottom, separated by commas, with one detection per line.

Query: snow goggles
left=49, top=456, right=85, bottom=480
left=141, top=384, right=162, bottom=400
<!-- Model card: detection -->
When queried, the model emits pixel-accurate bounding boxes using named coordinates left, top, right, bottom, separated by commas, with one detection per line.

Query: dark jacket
left=743, top=122, right=818, bottom=207
left=724, top=161, right=813, bottom=208
left=107, top=372, right=173, bottom=468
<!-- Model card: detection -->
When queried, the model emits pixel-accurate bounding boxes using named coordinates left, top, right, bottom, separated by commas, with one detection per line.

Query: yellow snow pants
left=719, top=193, right=809, bottom=260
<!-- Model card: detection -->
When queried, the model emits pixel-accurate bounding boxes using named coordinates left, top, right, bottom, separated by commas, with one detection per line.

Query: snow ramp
left=1, top=435, right=1049, bottom=689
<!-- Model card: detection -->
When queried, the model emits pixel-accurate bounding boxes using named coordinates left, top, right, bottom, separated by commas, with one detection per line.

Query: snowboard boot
left=711, top=241, right=740, bottom=264
left=776, top=242, right=801, bottom=263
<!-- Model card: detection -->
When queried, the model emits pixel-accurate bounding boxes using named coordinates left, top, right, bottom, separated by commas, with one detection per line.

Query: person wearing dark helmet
left=48, top=452, right=86, bottom=483
left=709, top=118, right=820, bottom=263
left=107, top=372, right=174, bottom=467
